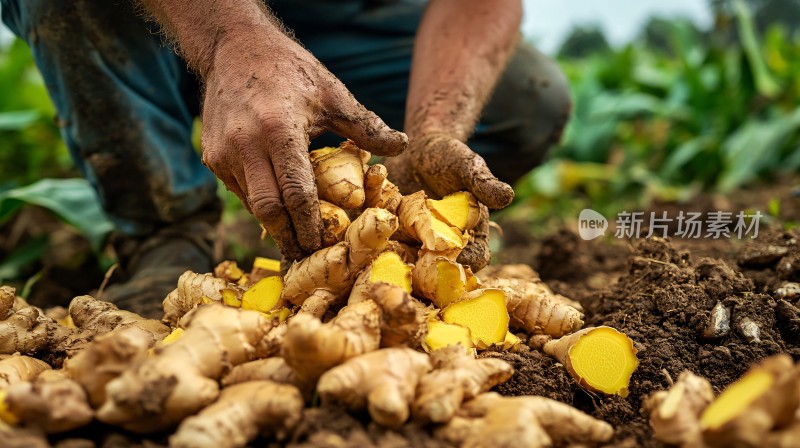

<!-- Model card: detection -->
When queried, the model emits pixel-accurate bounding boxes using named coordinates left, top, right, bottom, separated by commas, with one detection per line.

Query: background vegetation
left=0, top=0, right=798, bottom=291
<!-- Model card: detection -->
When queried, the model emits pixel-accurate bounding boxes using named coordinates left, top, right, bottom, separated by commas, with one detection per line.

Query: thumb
left=328, top=92, right=408, bottom=157
left=460, top=153, right=515, bottom=209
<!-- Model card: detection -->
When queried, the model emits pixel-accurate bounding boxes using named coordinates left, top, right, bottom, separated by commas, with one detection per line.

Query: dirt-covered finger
left=269, top=130, right=323, bottom=253
left=243, top=152, right=305, bottom=261
left=328, top=93, right=408, bottom=157
left=457, top=204, right=491, bottom=272
left=201, top=142, right=251, bottom=213
left=459, top=153, right=515, bottom=210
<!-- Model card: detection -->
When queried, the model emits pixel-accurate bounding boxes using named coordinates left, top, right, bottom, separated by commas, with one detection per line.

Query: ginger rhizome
left=427, top=191, right=481, bottom=232
left=319, top=200, right=351, bottom=247
left=349, top=251, right=413, bottom=304
left=364, top=164, right=402, bottom=213
left=317, top=347, right=432, bottom=429
left=281, top=300, right=381, bottom=382
left=310, top=140, right=370, bottom=210
left=281, top=207, right=398, bottom=316
left=412, top=251, right=469, bottom=308
left=544, top=326, right=638, bottom=397
left=414, top=346, right=513, bottom=423
left=96, top=305, right=274, bottom=432
left=396, top=191, right=468, bottom=252
left=170, top=381, right=303, bottom=448
left=0, top=139, right=629, bottom=444
left=644, top=371, right=714, bottom=446
left=700, top=354, right=799, bottom=447
left=436, top=392, right=614, bottom=447
left=2, top=370, right=93, bottom=434
left=481, top=277, right=584, bottom=337
left=162, top=272, right=244, bottom=326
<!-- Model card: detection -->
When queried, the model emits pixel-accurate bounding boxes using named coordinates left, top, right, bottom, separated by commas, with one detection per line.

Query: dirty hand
left=384, top=133, right=513, bottom=272
left=384, top=133, right=513, bottom=209
left=200, top=32, right=408, bottom=261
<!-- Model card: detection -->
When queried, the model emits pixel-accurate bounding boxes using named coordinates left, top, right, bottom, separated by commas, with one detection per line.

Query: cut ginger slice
left=424, top=320, right=475, bottom=353
left=431, top=217, right=466, bottom=249
left=544, top=326, right=638, bottom=397
left=253, top=257, right=281, bottom=274
left=442, top=289, right=509, bottom=349
left=427, top=191, right=480, bottom=231
left=370, top=252, right=412, bottom=293
left=700, top=369, right=773, bottom=430
left=241, top=276, right=284, bottom=313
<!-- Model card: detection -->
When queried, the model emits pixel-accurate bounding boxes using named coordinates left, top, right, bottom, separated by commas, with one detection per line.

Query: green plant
left=510, top=1, right=800, bottom=229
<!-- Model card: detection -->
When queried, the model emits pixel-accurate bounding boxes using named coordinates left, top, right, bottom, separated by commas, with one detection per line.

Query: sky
left=1, top=1, right=713, bottom=53
left=521, top=0, right=714, bottom=53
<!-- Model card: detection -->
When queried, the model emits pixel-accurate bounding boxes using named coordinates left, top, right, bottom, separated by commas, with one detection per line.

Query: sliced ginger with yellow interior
left=253, top=257, right=281, bottom=274
left=430, top=218, right=467, bottom=249
left=242, top=276, right=284, bottom=313
left=412, top=251, right=467, bottom=308
left=371, top=252, right=412, bottom=292
left=221, top=289, right=242, bottom=308
left=697, top=354, right=800, bottom=447
left=161, top=327, right=184, bottom=346
left=350, top=251, right=413, bottom=304
left=701, top=370, right=772, bottom=431
left=424, top=320, right=475, bottom=354
left=247, top=257, right=282, bottom=287
left=0, top=389, right=18, bottom=426
left=442, top=289, right=509, bottom=349
left=396, top=191, right=467, bottom=252
left=544, top=326, right=638, bottom=397
left=502, top=332, right=521, bottom=352
left=427, top=191, right=481, bottom=231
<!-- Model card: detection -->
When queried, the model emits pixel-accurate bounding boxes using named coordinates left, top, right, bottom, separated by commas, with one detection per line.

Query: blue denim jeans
left=1, top=0, right=570, bottom=235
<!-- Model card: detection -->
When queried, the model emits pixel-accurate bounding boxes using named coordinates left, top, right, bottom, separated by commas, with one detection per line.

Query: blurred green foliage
left=511, top=0, right=800, bottom=228
left=0, top=39, right=75, bottom=189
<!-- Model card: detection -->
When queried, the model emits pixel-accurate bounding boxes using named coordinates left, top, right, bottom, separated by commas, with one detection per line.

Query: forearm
left=405, top=0, right=522, bottom=141
left=137, top=0, right=284, bottom=78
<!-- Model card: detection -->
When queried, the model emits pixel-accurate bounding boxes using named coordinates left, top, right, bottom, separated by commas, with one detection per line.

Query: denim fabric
left=2, top=0, right=570, bottom=234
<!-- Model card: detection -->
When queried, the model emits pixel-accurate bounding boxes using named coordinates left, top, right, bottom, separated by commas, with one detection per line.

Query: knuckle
left=249, top=193, right=285, bottom=224
left=280, top=178, right=315, bottom=210
left=224, top=127, right=256, bottom=152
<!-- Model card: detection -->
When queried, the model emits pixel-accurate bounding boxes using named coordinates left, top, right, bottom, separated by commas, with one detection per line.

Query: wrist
left=200, top=18, right=286, bottom=80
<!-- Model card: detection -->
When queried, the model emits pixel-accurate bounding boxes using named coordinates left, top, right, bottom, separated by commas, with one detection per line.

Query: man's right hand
left=198, top=19, right=407, bottom=260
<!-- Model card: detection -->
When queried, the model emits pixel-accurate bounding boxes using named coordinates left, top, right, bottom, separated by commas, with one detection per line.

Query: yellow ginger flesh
left=700, top=369, right=773, bottom=430
left=370, top=252, right=412, bottom=293
left=241, top=276, right=284, bottom=313
left=442, top=289, right=509, bottom=349
left=427, top=191, right=480, bottom=231
left=424, top=320, right=475, bottom=353
left=569, top=327, right=638, bottom=396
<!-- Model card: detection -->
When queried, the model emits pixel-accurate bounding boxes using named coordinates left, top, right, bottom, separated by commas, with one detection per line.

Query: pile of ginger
left=0, top=140, right=645, bottom=447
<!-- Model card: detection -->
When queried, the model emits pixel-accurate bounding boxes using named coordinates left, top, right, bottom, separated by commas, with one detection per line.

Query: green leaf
left=0, top=110, right=41, bottom=130
left=717, top=108, right=800, bottom=192
left=733, top=0, right=781, bottom=98
left=0, top=178, right=113, bottom=251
